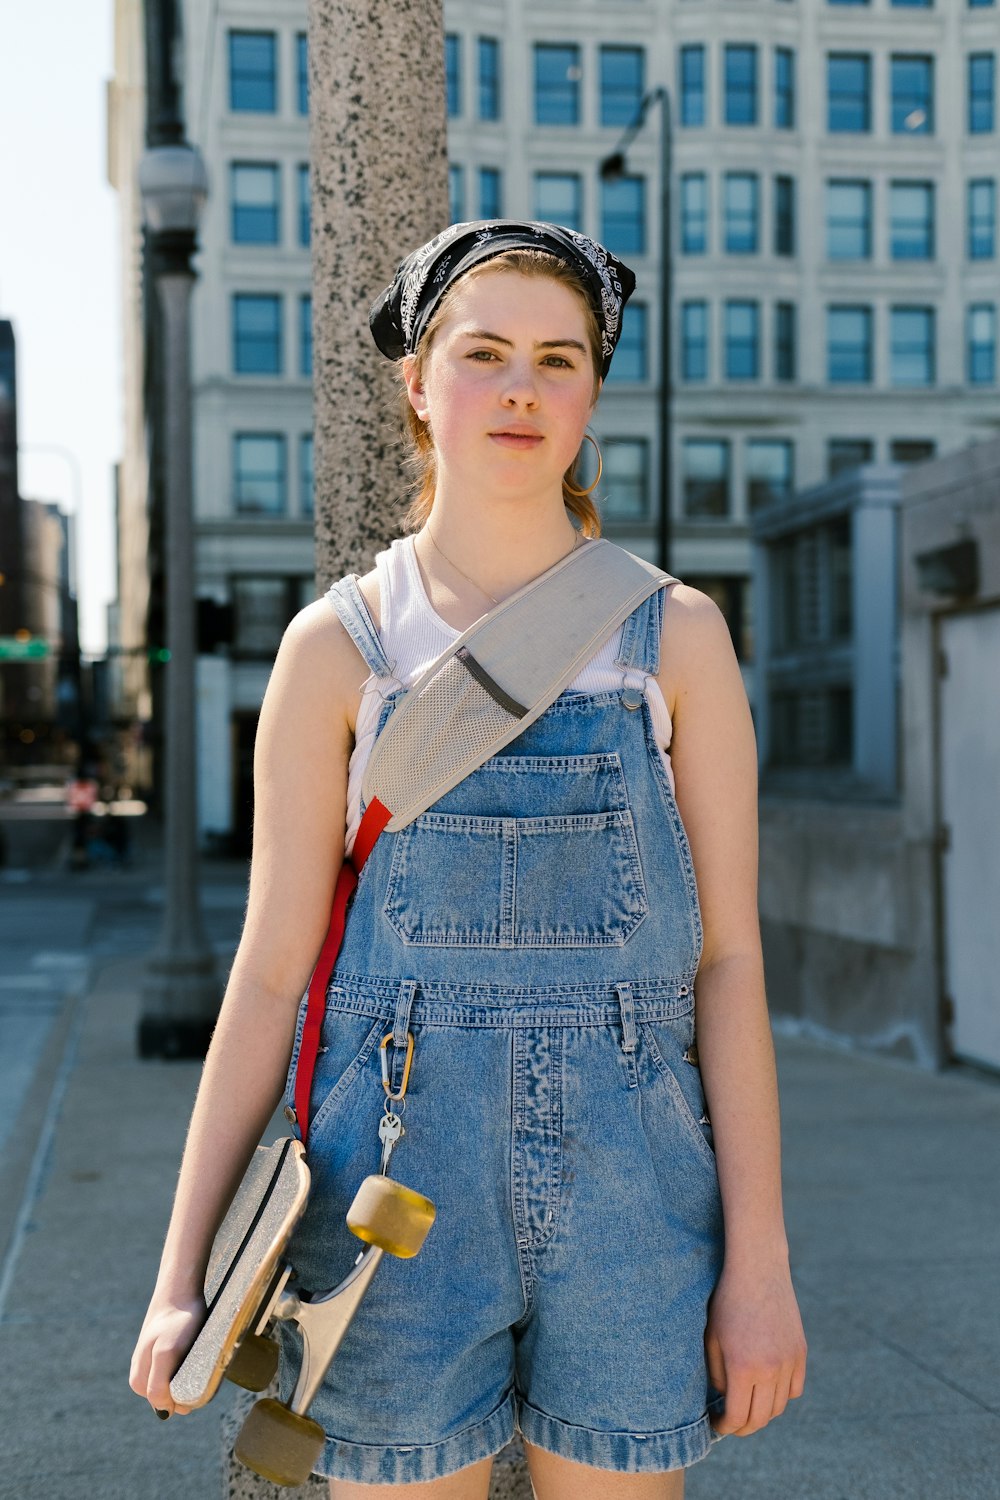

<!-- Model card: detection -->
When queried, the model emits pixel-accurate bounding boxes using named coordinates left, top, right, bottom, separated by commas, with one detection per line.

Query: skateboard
left=170, top=1136, right=436, bottom=1487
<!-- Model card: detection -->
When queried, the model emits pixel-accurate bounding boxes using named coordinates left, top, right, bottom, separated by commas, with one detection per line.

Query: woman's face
left=403, top=270, right=601, bottom=504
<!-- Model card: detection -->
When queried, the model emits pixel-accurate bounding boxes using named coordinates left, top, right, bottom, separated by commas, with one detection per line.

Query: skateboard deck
left=171, top=1136, right=310, bottom=1410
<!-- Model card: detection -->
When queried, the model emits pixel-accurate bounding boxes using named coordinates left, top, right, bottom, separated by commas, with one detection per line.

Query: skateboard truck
left=170, top=1140, right=435, bottom=1487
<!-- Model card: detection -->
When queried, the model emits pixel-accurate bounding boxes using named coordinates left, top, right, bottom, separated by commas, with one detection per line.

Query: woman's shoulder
left=657, top=579, right=740, bottom=716
left=270, top=593, right=374, bottom=726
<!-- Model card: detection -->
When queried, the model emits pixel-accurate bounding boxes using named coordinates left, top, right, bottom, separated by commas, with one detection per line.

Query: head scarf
left=369, top=220, right=636, bottom=379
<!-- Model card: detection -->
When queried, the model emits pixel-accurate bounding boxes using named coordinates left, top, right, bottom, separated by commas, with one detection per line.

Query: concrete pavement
left=0, top=833, right=997, bottom=1498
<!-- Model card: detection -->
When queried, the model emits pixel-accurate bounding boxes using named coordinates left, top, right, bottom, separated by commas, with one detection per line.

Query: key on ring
left=378, top=1110, right=405, bottom=1175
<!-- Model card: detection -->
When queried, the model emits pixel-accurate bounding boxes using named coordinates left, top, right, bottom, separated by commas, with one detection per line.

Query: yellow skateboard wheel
left=234, top=1397, right=326, bottom=1487
left=225, top=1332, right=280, bottom=1392
left=346, top=1175, right=436, bottom=1258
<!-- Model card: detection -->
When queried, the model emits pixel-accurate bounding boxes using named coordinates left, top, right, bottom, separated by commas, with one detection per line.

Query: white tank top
left=342, top=534, right=675, bottom=857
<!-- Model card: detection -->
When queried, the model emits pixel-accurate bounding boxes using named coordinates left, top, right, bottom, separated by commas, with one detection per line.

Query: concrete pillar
left=310, top=0, right=450, bottom=587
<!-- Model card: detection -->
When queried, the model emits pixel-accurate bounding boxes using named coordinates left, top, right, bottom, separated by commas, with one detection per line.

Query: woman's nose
left=500, top=359, right=540, bottom=407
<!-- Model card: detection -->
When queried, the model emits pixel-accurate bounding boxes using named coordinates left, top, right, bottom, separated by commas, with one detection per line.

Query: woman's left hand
left=704, top=1257, right=808, bottom=1437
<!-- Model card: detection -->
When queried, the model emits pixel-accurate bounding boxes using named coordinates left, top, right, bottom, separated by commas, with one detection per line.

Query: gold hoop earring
left=564, top=432, right=603, bottom=499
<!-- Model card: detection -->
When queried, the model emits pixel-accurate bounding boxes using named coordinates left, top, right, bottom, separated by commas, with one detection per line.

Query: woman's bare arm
left=657, top=584, right=807, bottom=1437
left=129, top=598, right=367, bottom=1414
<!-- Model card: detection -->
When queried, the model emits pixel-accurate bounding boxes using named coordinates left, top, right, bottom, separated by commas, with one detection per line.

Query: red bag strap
left=293, top=796, right=392, bottom=1145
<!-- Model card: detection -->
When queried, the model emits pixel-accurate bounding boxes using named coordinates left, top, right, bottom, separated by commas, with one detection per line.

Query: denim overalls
left=278, top=575, right=725, bottom=1486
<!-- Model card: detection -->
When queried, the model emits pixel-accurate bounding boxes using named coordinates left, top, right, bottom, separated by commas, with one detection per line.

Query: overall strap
left=616, top=583, right=666, bottom=676
left=325, top=575, right=396, bottom=679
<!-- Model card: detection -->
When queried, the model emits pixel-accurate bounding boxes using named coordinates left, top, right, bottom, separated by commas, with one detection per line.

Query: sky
left=0, top=1, right=120, bottom=655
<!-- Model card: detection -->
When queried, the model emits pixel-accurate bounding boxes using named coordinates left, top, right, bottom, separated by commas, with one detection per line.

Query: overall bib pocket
left=382, top=753, right=649, bottom=948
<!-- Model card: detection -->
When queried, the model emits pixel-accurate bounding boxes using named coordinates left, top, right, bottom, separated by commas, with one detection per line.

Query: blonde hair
left=396, top=250, right=604, bottom=537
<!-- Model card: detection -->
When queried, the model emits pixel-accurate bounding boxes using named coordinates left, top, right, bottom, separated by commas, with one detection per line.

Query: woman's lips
left=489, top=432, right=543, bottom=449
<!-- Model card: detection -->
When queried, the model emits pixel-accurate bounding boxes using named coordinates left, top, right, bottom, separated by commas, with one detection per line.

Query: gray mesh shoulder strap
left=362, top=539, right=675, bottom=831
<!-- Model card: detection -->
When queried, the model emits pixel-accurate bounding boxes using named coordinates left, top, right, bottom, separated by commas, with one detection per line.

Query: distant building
left=120, top=0, right=999, bottom=847
left=0, top=322, right=80, bottom=766
left=752, top=437, right=1000, bottom=1070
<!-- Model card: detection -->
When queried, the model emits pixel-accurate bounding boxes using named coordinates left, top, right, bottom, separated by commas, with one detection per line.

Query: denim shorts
left=278, top=979, right=725, bottom=1486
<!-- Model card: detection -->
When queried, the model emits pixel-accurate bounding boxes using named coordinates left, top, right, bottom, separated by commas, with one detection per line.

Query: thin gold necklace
left=422, top=526, right=583, bottom=606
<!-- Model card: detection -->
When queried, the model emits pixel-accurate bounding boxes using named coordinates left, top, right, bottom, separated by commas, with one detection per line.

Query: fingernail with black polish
left=155, top=1408, right=170, bottom=1421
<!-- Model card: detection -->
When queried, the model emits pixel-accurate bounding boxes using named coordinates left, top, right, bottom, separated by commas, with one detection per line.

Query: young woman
left=130, top=220, right=806, bottom=1499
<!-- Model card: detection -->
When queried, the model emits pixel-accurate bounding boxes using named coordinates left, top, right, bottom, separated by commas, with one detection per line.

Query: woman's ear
left=402, top=356, right=430, bottom=423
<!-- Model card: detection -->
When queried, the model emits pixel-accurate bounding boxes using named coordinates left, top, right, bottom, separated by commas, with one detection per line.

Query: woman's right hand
left=129, top=1291, right=207, bottom=1418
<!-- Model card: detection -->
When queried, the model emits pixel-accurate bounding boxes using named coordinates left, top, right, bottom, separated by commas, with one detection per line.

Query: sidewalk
left=0, top=847, right=998, bottom=1498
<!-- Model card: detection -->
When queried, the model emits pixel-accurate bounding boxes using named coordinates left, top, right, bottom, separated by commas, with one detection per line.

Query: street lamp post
left=600, top=86, right=673, bottom=575
left=137, top=141, right=220, bottom=1058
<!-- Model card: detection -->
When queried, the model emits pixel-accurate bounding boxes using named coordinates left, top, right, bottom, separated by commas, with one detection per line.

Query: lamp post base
left=139, top=955, right=220, bottom=1059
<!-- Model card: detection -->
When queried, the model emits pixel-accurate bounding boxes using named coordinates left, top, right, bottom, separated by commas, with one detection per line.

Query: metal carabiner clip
left=379, top=1030, right=414, bottom=1102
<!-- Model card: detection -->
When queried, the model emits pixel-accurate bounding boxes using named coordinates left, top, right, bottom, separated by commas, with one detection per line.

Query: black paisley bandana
left=369, top=220, right=637, bottom=379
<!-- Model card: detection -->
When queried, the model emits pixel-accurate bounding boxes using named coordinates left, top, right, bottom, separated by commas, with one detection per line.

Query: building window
left=827, top=305, right=873, bottom=383
left=827, top=438, right=875, bottom=477
left=231, top=163, right=280, bottom=244
left=606, top=304, right=647, bottom=383
left=724, top=44, right=758, bottom=125
left=233, top=294, right=282, bottom=375
left=826, top=180, right=872, bottom=259
left=297, top=33, right=308, bottom=116
left=231, top=577, right=295, bottom=657
left=775, top=302, right=797, bottom=381
left=680, top=172, right=708, bottom=253
left=774, top=176, right=795, bottom=256
left=300, top=433, right=314, bottom=515
left=601, top=439, right=650, bottom=520
left=892, top=55, right=933, bottom=134
left=828, top=54, right=871, bottom=132
left=725, top=301, right=760, bottom=380
left=600, top=47, right=644, bottom=127
left=534, top=172, right=582, bottom=232
left=890, top=181, right=934, bottom=259
left=448, top=164, right=464, bottom=224
left=445, top=33, right=461, bottom=117
left=681, top=301, right=709, bottom=381
left=602, top=175, right=645, bottom=255
left=775, top=47, right=795, bottom=128
left=234, top=434, right=286, bottom=514
left=229, top=31, right=277, bottom=113
left=769, top=685, right=854, bottom=770
left=683, top=439, right=730, bottom=518
left=724, top=173, right=759, bottom=253
left=890, top=439, right=935, bottom=464
left=747, top=439, right=794, bottom=510
left=479, top=167, right=502, bottom=218
left=300, top=295, right=312, bottom=378
left=968, top=178, right=996, bottom=257
left=478, top=37, right=501, bottom=120
left=969, top=54, right=995, bottom=133
left=298, top=164, right=310, bottom=247
left=534, top=44, right=581, bottom=125
left=770, top=520, right=853, bottom=658
left=890, top=306, right=935, bottom=385
left=968, top=304, right=996, bottom=383
left=679, top=45, right=706, bottom=126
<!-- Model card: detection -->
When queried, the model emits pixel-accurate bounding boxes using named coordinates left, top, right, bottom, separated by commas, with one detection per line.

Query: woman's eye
left=543, top=355, right=572, bottom=369
left=468, top=349, right=499, bottom=362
